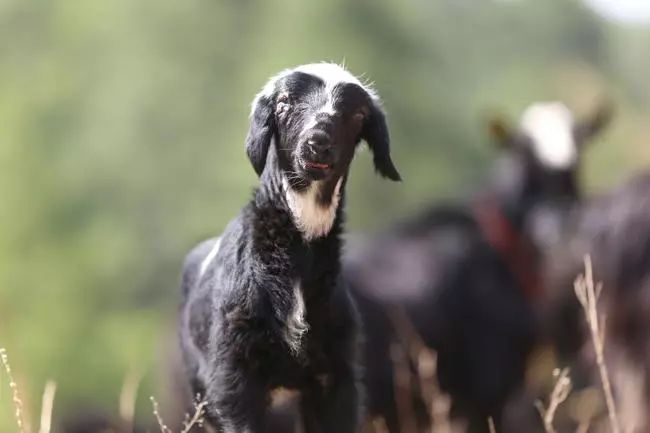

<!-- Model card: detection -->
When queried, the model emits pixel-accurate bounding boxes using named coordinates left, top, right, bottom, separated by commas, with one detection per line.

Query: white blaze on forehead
left=252, top=62, right=378, bottom=116
left=294, top=63, right=377, bottom=98
left=520, top=102, right=577, bottom=170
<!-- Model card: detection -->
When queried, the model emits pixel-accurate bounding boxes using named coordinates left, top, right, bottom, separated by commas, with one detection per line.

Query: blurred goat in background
left=546, top=170, right=650, bottom=433
left=345, top=101, right=612, bottom=433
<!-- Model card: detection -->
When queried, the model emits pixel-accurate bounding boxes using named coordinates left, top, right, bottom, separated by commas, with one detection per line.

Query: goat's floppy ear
left=487, top=116, right=514, bottom=149
left=574, top=100, right=614, bottom=144
left=362, top=103, right=401, bottom=181
left=245, top=94, right=275, bottom=176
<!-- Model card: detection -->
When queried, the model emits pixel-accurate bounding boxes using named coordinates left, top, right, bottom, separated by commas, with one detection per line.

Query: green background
left=1, top=0, right=649, bottom=429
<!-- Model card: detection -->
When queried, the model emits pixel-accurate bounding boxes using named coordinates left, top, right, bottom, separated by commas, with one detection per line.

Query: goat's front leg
left=301, top=365, right=362, bottom=433
left=203, top=364, right=267, bottom=433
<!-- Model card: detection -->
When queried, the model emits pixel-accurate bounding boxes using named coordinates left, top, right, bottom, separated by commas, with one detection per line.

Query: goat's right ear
left=487, top=116, right=514, bottom=149
left=245, top=94, right=275, bottom=176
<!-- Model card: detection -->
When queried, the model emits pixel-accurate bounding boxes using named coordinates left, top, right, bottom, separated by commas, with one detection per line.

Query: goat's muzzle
left=300, top=128, right=335, bottom=179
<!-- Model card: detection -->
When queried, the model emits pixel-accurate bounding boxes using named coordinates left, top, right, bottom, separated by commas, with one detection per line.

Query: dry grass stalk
left=0, top=347, right=31, bottom=433
left=180, top=396, right=207, bottom=433
left=119, top=368, right=143, bottom=432
left=151, top=396, right=174, bottom=433
left=574, top=256, right=620, bottom=433
left=535, top=367, right=572, bottom=433
left=390, top=342, right=419, bottom=433
left=575, top=420, right=591, bottom=433
left=370, top=416, right=389, bottom=433
left=151, top=394, right=207, bottom=433
left=417, top=350, right=453, bottom=433
left=38, top=380, right=56, bottom=433
left=387, top=308, right=457, bottom=433
left=487, top=416, right=496, bottom=433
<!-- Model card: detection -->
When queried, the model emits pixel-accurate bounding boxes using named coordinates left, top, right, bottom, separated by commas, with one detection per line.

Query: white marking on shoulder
left=198, top=237, right=222, bottom=278
left=520, top=102, right=577, bottom=170
left=284, top=281, right=309, bottom=355
left=283, top=177, right=343, bottom=241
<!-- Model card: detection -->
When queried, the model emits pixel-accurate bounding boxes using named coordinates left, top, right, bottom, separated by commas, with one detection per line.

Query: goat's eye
left=276, top=93, right=291, bottom=115
left=353, top=111, right=366, bottom=123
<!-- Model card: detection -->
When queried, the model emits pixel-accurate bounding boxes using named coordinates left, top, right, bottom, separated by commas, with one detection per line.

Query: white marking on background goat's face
left=283, top=177, right=343, bottom=241
left=284, top=281, right=309, bottom=355
left=520, top=102, right=577, bottom=170
left=198, top=237, right=222, bottom=278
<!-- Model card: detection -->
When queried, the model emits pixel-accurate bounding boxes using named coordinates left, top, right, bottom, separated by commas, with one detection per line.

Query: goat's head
left=245, top=63, right=401, bottom=240
left=245, top=63, right=401, bottom=185
left=487, top=101, right=612, bottom=246
left=488, top=101, right=612, bottom=202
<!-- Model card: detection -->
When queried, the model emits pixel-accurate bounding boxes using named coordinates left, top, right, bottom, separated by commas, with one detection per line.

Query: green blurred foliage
left=1, top=0, right=649, bottom=429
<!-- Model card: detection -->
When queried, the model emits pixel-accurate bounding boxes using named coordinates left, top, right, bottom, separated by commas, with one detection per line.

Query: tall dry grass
left=0, top=348, right=56, bottom=433
left=150, top=394, right=207, bottom=433
left=574, top=256, right=620, bottom=433
left=0, top=256, right=634, bottom=433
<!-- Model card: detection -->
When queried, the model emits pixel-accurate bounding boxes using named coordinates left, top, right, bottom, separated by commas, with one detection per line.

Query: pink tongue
left=308, top=162, right=330, bottom=169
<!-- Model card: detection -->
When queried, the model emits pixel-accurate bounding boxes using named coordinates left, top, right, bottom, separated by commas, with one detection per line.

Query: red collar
left=473, top=201, right=543, bottom=302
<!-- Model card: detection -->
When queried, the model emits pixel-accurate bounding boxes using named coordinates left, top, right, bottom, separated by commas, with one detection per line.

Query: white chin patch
left=520, top=102, right=577, bottom=170
left=283, top=177, right=343, bottom=241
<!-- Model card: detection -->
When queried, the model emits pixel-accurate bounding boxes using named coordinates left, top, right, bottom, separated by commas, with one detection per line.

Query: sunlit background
left=1, top=0, right=650, bottom=429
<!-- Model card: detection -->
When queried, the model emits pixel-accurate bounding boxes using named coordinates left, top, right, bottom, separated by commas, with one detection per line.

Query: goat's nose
left=306, top=132, right=331, bottom=150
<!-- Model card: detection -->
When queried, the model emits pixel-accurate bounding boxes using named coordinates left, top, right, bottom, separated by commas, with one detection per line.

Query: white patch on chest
left=284, top=281, right=309, bottom=355
left=520, top=102, right=577, bottom=170
left=284, top=177, right=343, bottom=241
left=198, top=237, right=222, bottom=278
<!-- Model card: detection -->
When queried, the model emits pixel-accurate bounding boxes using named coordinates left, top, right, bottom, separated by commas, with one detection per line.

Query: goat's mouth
left=300, top=159, right=334, bottom=179
left=304, top=161, right=331, bottom=170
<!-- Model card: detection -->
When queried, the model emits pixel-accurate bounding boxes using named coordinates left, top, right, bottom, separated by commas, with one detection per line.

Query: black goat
left=345, top=102, right=610, bottom=432
left=179, top=63, right=400, bottom=433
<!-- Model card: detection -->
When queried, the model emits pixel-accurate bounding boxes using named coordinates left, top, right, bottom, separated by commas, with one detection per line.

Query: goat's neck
left=252, top=159, right=345, bottom=287
left=488, top=160, right=539, bottom=231
left=257, top=150, right=346, bottom=238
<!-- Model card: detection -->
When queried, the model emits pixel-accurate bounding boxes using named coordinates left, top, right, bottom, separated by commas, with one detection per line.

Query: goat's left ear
left=362, top=103, right=401, bottom=181
left=574, top=100, right=614, bottom=144
left=245, top=94, right=275, bottom=176
left=487, top=116, right=514, bottom=149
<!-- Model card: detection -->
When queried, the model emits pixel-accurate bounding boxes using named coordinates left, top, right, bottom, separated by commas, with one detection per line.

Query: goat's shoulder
left=181, top=237, right=222, bottom=299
